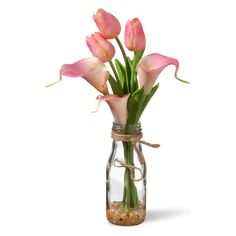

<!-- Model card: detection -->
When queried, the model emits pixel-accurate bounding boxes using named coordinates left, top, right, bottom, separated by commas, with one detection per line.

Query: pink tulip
left=137, top=53, right=187, bottom=94
left=86, top=32, right=115, bottom=62
left=96, top=94, right=130, bottom=125
left=93, top=8, right=121, bottom=39
left=60, top=57, right=109, bottom=94
left=124, top=18, right=146, bottom=51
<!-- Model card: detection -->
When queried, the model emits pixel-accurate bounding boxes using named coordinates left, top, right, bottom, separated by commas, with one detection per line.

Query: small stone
left=107, top=201, right=145, bottom=226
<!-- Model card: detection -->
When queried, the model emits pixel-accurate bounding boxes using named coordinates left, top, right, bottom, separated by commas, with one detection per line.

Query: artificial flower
left=124, top=18, right=146, bottom=51
left=60, top=57, right=109, bottom=94
left=86, top=32, right=115, bottom=62
left=137, top=53, right=188, bottom=94
left=96, top=94, right=129, bottom=125
left=93, top=8, right=121, bottom=39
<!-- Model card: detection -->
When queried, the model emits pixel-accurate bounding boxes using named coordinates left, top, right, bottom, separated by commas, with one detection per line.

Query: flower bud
left=86, top=32, right=115, bottom=62
left=124, top=18, right=146, bottom=51
left=93, top=8, right=121, bottom=39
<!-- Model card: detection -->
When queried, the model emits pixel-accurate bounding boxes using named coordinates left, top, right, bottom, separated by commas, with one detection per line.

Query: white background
left=0, top=0, right=236, bottom=235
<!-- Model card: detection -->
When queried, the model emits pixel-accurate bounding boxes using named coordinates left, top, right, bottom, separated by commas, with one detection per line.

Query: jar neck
left=112, top=122, right=142, bottom=135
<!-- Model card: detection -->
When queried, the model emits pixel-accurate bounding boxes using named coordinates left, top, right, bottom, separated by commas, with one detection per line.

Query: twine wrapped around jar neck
left=111, top=131, right=160, bottom=181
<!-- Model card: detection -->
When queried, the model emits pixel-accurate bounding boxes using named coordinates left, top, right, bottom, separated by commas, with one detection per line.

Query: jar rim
left=112, top=122, right=142, bottom=134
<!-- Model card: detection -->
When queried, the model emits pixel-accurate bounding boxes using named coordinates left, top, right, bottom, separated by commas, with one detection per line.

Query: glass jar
left=106, top=122, right=146, bottom=226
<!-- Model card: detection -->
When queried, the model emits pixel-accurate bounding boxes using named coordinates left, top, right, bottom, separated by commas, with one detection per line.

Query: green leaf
left=127, top=57, right=133, bottom=71
left=125, top=57, right=133, bottom=92
left=129, top=50, right=145, bottom=93
left=133, top=72, right=138, bottom=91
left=140, top=83, right=160, bottom=115
left=122, top=57, right=131, bottom=93
left=127, top=84, right=159, bottom=125
left=133, top=49, right=145, bottom=65
left=115, top=59, right=126, bottom=88
left=133, top=49, right=144, bottom=90
left=125, top=56, right=132, bottom=81
left=127, top=87, right=144, bottom=125
left=108, top=74, right=123, bottom=96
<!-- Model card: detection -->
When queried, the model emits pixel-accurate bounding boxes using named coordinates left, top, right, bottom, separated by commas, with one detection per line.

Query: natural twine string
left=114, top=158, right=143, bottom=181
left=111, top=131, right=160, bottom=181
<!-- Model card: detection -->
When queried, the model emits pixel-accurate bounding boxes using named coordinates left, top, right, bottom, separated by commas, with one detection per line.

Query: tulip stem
left=122, top=141, right=139, bottom=208
left=130, top=50, right=145, bottom=92
left=115, top=37, right=127, bottom=63
left=115, top=37, right=130, bottom=93
left=108, top=60, right=120, bottom=83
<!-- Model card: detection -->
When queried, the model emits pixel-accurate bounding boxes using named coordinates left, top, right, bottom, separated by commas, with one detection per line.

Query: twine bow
left=114, top=158, right=144, bottom=181
left=111, top=131, right=160, bottom=181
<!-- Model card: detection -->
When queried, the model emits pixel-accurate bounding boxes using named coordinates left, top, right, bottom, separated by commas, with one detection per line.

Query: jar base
left=106, top=201, right=145, bottom=226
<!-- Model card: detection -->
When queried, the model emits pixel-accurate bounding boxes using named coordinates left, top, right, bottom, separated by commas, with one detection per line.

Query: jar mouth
left=112, top=122, right=142, bottom=134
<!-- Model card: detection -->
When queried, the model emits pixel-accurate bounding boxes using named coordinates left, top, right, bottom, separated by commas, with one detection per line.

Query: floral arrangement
left=47, top=8, right=188, bottom=225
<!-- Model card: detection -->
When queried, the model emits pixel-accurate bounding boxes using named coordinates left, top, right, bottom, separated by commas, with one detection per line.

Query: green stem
left=122, top=141, right=139, bottom=208
left=115, top=37, right=127, bottom=63
left=130, top=52, right=139, bottom=93
left=130, top=61, right=136, bottom=93
left=115, top=37, right=130, bottom=93
left=108, top=60, right=119, bottom=82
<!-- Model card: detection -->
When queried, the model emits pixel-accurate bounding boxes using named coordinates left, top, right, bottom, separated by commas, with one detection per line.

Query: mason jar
left=106, top=122, right=146, bottom=226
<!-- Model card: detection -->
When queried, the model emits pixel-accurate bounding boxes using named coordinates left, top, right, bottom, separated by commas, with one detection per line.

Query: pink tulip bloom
left=93, top=8, right=121, bottom=39
left=86, top=32, right=115, bottom=62
left=96, top=94, right=130, bottom=125
left=60, top=57, right=109, bottom=94
left=124, top=18, right=146, bottom=51
left=137, top=53, right=187, bottom=94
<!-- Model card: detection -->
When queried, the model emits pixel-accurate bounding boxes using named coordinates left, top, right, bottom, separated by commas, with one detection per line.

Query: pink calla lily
left=96, top=94, right=130, bottom=125
left=60, top=57, right=109, bottom=94
left=137, top=53, right=189, bottom=94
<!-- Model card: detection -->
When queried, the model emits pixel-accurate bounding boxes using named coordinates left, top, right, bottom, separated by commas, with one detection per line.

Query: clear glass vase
left=106, top=122, right=146, bottom=226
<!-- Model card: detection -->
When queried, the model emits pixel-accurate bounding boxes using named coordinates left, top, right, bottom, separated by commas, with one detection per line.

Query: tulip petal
left=96, top=94, right=129, bottom=125
left=86, top=32, right=115, bottom=62
left=93, top=9, right=121, bottom=39
left=60, top=57, right=109, bottom=94
left=137, top=53, right=188, bottom=94
left=124, top=18, right=146, bottom=51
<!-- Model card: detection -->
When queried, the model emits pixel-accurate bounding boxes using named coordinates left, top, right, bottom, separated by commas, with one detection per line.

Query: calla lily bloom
left=93, top=8, right=121, bottom=39
left=96, top=94, right=130, bottom=125
left=137, top=53, right=189, bottom=94
left=124, top=18, right=146, bottom=51
left=86, top=32, right=115, bottom=62
left=60, top=57, right=109, bottom=94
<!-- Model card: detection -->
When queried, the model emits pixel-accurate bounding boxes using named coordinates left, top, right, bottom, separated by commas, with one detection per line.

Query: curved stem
left=45, top=75, right=62, bottom=88
left=115, top=37, right=130, bottom=93
left=108, top=60, right=119, bottom=82
left=115, top=37, right=127, bottom=63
